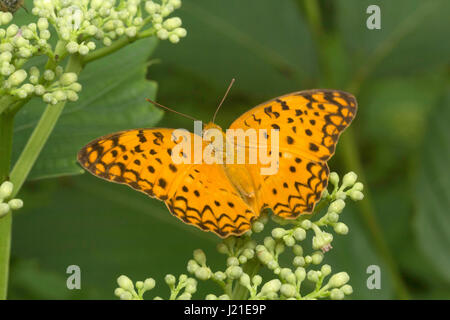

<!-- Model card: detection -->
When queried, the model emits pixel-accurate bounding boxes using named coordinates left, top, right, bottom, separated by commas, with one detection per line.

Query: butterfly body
left=78, top=89, right=357, bottom=237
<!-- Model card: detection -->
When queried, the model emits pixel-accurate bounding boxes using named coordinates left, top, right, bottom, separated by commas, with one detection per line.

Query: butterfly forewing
left=77, top=128, right=256, bottom=237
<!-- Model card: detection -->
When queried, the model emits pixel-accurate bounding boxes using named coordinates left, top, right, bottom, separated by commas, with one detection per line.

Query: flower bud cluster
left=0, top=181, right=23, bottom=218
left=114, top=275, right=156, bottom=300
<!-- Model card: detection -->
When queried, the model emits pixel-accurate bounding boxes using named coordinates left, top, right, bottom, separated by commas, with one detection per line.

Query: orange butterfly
left=77, top=89, right=357, bottom=237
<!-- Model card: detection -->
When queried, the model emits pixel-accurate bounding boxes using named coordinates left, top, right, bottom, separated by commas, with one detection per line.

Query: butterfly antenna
left=212, top=78, right=235, bottom=123
left=146, top=98, right=199, bottom=122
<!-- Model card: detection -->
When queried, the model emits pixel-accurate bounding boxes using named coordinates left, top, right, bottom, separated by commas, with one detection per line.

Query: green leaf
left=413, top=90, right=450, bottom=284
left=12, top=38, right=163, bottom=180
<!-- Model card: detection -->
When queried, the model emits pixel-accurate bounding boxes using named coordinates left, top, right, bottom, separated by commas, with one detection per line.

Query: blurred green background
left=6, top=0, right=450, bottom=299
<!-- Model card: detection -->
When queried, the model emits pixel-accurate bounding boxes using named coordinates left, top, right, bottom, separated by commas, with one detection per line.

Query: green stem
left=0, top=110, right=15, bottom=300
left=9, top=53, right=84, bottom=198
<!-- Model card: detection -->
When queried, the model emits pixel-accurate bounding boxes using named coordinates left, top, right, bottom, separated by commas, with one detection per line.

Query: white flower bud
left=125, top=26, right=137, bottom=38
left=169, top=34, right=179, bottom=43
left=293, top=256, right=305, bottom=267
left=283, top=235, right=295, bottom=247
left=53, top=90, right=67, bottom=101
left=87, top=42, right=96, bottom=50
left=272, top=227, right=286, bottom=239
left=218, top=294, right=230, bottom=300
left=334, top=222, right=349, bottom=235
left=205, top=294, right=217, bottom=300
left=341, top=284, right=353, bottom=295
left=143, top=278, right=155, bottom=291
left=186, top=259, right=199, bottom=274
left=174, top=27, right=187, bottom=38
left=21, top=84, right=34, bottom=94
left=193, top=249, right=206, bottom=265
left=40, top=29, right=51, bottom=40
left=0, top=181, right=13, bottom=199
left=329, top=172, right=339, bottom=186
left=114, top=287, right=124, bottom=297
left=239, top=273, right=250, bottom=287
left=280, top=284, right=296, bottom=298
left=34, top=85, right=45, bottom=95
left=328, top=212, right=339, bottom=223
left=348, top=190, right=364, bottom=201
left=163, top=17, right=182, bottom=30
left=301, top=220, right=312, bottom=229
left=328, top=272, right=349, bottom=288
left=307, top=270, right=320, bottom=283
left=59, top=73, right=77, bottom=86
left=213, top=271, right=226, bottom=281
left=328, top=199, right=345, bottom=214
left=295, top=267, right=306, bottom=282
left=43, top=93, right=53, bottom=103
left=293, top=227, right=306, bottom=241
left=321, top=264, right=332, bottom=276
left=68, top=83, right=81, bottom=92
left=43, top=69, right=55, bottom=81
left=227, top=256, right=239, bottom=266
left=216, top=242, right=228, bottom=254
left=37, top=18, right=49, bottom=30
left=353, top=182, right=364, bottom=192
left=311, top=251, right=324, bottom=265
left=119, top=291, right=133, bottom=300
left=22, top=29, right=34, bottom=39
left=117, top=275, right=134, bottom=291
left=256, top=247, right=273, bottom=264
left=335, top=190, right=347, bottom=200
left=8, top=70, right=27, bottom=86
left=252, top=221, right=264, bottom=233
left=0, top=43, right=13, bottom=52
left=103, top=37, right=112, bottom=46
left=135, top=281, right=144, bottom=290
left=161, top=5, right=174, bottom=17
left=263, top=236, right=275, bottom=250
left=292, top=244, right=303, bottom=256
left=0, top=203, right=10, bottom=217
left=304, top=255, right=312, bottom=264
left=133, top=17, right=143, bottom=26
left=242, top=248, right=254, bottom=259
left=164, top=274, right=176, bottom=286
left=6, top=24, right=18, bottom=37
left=78, top=45, right=89, bottom=55
left=260, top=279, right=281, bottom=294
left=66, top=41, right=79, bottom=54
left=312, top=231, right=333, bottom=250
left=18, top=48, right=33, bottom=58
left=226, top=266, right=243, bottom=279
left=330, top=288, right=345, bottom=300
left=342, top=172, right=358, bottom=188
left=157, top=29, right=169, bottom=40
left=170, top=0, right=182, bottom=9
left=194, top=267, right=211, bottom=280
left=86, top=25, right=97, bottom=36
left=1, top=12, right=13, bottom=25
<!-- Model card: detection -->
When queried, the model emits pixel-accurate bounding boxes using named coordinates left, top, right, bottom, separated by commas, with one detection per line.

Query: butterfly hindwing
left=228, top=89, right=357, bottom=218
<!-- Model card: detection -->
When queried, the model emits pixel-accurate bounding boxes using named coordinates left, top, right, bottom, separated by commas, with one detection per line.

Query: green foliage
left=4, top=0, right=450, bottom=300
